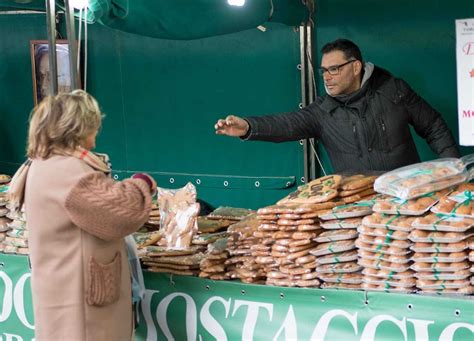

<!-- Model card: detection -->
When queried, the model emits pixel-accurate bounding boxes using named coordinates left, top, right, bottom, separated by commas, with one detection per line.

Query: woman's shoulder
left=31, top=155, right=96, bottom=184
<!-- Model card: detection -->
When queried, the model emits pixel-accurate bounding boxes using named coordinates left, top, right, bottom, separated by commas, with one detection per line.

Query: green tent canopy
left=0, top=0, right=310, bottom=39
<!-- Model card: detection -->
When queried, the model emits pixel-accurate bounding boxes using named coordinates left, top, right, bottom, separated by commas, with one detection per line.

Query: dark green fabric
left=0, top=0, right=309, bottom=40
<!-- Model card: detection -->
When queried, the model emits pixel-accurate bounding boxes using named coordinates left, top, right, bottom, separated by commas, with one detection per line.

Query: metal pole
left=64, top=0, right=79, bottom=90
left=299, top=25, right=309, bottom=184
left=306, top=23, right=317, bottom=180
left=45, top=0, right=58, bottom=95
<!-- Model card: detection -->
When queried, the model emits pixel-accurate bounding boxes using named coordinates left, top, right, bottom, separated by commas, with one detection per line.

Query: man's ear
left=353, top=60, right=363, bottom=75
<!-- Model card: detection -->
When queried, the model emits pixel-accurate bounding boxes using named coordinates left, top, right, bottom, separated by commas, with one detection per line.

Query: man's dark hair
left=321, top=39, right=363, bottom=63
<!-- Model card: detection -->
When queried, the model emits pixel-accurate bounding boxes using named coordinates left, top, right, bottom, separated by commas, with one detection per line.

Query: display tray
left=0, top=253, right=472, bottom=341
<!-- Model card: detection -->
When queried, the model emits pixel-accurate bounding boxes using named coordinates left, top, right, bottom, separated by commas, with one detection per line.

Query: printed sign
left=456, top=18, right=474, bottom=145
left=1, top=254, right=473, bottom=341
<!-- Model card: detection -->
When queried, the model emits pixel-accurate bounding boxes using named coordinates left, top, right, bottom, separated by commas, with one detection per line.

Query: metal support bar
left=299, top=25, right=309, bottom=184
left=306, top=24, right=317, bottom=180
left=45, top=0, right=58, bottom=95
left=64, top=0, right=80, bottom=90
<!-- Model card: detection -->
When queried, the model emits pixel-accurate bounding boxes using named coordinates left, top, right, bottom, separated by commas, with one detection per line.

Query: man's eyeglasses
left=318, top=60, right=356, bottom=76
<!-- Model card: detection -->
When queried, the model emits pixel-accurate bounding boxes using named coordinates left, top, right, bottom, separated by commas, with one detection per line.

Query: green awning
left=0, top=0, right=310, bottom=40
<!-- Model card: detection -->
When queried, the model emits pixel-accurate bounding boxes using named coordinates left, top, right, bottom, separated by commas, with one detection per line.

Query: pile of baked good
left=370, top=158, right=474, bottom=295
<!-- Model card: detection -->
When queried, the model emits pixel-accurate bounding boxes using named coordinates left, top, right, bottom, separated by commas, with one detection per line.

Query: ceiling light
left=70, top=0, right=89, bottom=9
left=228, top=0, right=245, bottom=6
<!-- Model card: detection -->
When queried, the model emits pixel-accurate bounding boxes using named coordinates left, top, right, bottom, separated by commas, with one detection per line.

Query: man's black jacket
left=244, top=66, right=460, bottom=172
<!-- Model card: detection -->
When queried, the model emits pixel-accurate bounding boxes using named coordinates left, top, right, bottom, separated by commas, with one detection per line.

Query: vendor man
left=215, top=39, right=459, bottom=172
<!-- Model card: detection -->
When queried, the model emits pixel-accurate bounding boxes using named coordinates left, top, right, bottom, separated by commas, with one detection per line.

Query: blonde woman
left=9, top=90, right=156, bottom=340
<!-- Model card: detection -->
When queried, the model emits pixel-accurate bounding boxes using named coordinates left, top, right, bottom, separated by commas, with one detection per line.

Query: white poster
left=456, top=18, right=474, bottom=146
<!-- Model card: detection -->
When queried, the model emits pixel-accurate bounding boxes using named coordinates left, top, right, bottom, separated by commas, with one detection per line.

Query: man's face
left=320, top=50, right=361, bottom=96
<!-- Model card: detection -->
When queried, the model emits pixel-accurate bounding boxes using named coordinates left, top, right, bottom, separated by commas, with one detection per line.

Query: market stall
left=0, top=0, right=474, bottom=340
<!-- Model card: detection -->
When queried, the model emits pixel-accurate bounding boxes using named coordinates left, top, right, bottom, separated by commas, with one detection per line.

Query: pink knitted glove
left=132, top=173, right=157, bottom=196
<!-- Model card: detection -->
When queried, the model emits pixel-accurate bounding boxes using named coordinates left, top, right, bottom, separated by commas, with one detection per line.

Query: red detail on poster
left=463, top=42, right=474, bottom=55
left=462, top=110, right=474, bottom=117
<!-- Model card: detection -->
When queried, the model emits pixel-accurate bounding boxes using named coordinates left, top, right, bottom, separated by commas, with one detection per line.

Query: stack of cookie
left=335, top=175, right=378, bottom=204
left=315, top=202, right=372, bottom=289
left=140, top=246, right=204, bottom=276
left=199, top=238, right=229, bottom=280
left=143, top=201, right=160, bottom=231
left=225, top=215, right=266, bottom=284
left=409, top=184, right=474, bottom=295
left=357, top=213, right=416, bottom=293
left=356, top=188, right=450, bottom=293
left=207, top=207, right=255, bottom=222
left=257, top=204, right=321, bottom=288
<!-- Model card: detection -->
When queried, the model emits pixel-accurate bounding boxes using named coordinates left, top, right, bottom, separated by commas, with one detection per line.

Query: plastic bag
left=373, top=157, right=471, bottom=200
left=158, top=183, right=200, bottom=249
left=125, top=235, right=146, bottom=304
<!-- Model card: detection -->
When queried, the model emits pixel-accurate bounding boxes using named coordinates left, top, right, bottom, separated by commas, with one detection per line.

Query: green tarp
left=0, top=0, right=309, bottom=40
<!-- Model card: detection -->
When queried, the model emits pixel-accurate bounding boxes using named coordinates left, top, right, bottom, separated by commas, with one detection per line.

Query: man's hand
left=214, top=115, right=249, bottom=137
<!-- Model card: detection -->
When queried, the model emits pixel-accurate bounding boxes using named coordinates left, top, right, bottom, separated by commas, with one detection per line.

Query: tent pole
left=64, top=0, right=79, bottom=90
left=45, top=0, right=58, bottom=95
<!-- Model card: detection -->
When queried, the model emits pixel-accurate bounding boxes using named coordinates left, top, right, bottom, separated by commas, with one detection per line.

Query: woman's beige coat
left=25, top=155, right=151, bottom=340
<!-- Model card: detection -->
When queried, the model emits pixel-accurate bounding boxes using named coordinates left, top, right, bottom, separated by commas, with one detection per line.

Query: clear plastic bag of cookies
left=412, top=251, right=468, bottom=263
left=319, top=202, right=373, bottom=220
left=410, top=241, right=469, bottom=253
left=358, top=250, right=412, bottom=264
left=361, top=282, right=415, bottom=294
left=409, top=230, right=472, bottom=243
left=362, top=268, right=414, bottom=280
left=318, top=272, right=363, bottom=284
left=317, top=250, right=359, bottom=264
left=416, top=278, right=471, bottom=289
left=358, top=258, right=411, bottom=272
left=362, top=213, right=415, bottom=232
left=358, top=234, right=412, bottom=249
left=411, top=261, right=471, bottom=273
left=362, top=275, right=416, bottom=287
left=358, top=225, right=409, bottom=240
left=321, top=282, right=361, bottom=290
left=373, top=189, right=450, bottom=216
left=373, top=158, right=468, bottom=200
left=355, top=240, right=412, bottom=255
left=314, top=229, right=358, bottom=243
left=316, top=261, right=362, bottom=274
left=412, top=213, right=474, bottom=232
left=431, top=183, right=474, bottom=218
left=417, top=286, right=474, bottom=296
left=469, top=250, right=474, bottom=262
left=158, top=183, right=200, bottom=250
left=310, top=240, right=356, bottom=256
left=415, top=270, right=471, bottom=281
left=320, top=217, right=362, bottom=230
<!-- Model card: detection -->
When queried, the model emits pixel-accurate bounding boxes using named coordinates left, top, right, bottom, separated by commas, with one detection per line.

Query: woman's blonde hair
left=27, top=90, right=103, bottom=158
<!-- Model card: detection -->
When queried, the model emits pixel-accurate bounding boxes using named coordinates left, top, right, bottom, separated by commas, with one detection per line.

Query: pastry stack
left=410, top=183, right=474, bottom=295
left=257, top=204, right=321, bottom=288
left=140, top=246, right=204, bottom=276
left=142, top=200, right=160, bottom=231
left=358, top=212, right=416, bottom=293
left=225, top=215, right=266, bottom=284
left=199, top=238, right=230, bottom=280
left=358, top=186, right=451, bottom=293
left=316, top=201, right=373, bottom=290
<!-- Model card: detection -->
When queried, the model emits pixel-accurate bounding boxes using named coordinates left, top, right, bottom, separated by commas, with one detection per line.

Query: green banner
left=0, top=254, right=34, bottom=341
left=1, top=253, right=473, bottom=340
left=137, top=273, right=474, bottom=341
